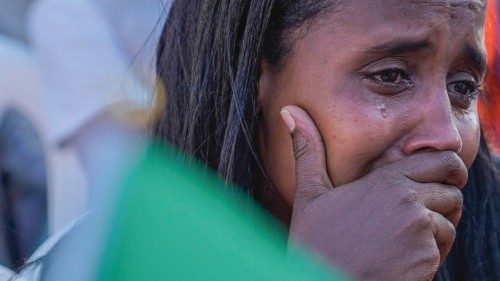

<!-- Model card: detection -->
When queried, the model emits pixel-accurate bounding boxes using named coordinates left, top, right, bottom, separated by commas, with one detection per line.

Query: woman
left=154, top=0, right=500, bottom=280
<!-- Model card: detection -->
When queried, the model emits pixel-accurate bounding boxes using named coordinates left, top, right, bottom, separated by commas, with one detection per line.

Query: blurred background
left=0, top=0, right=169, bottom=271
left=0, top=0, right=498, bottom=277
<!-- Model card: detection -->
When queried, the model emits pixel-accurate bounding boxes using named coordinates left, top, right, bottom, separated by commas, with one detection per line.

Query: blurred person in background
left=0, top=0, right=48, bottom=270
left=1, top=0, right=169, bottom=276
left=27, top=0, right=170, bottom=233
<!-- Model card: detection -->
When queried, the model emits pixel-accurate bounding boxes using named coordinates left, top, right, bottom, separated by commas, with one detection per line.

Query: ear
left=257, top=61, right=273, bottom=114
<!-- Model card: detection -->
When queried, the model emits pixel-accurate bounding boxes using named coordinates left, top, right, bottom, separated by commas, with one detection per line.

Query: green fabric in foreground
left=97, top=143, right=348, bottom=281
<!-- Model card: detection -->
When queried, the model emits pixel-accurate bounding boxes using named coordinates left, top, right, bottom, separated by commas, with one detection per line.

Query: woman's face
left=258, top=0, right=486, bottom=204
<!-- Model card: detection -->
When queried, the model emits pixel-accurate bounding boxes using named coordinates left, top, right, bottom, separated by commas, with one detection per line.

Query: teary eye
left=446, top=81, right=479, bottom=98
left=445, top=75, right=482, bottom=109
left=373, top=69, right=406, bottom=84
left=363, top=67, right=414, bottom=95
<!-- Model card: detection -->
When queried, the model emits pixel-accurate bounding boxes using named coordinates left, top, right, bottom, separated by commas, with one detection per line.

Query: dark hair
left=154, top=0, right=499, bottom=280
left=154, top=0, right=335, bottom=199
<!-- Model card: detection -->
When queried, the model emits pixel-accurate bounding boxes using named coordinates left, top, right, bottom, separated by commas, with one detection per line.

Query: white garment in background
left=0, top=34, right=88, bottom=237
left=27, top=0, right=169, bottom=233
left=0, top=0, right=32, bottom=41
left=0, top=35, right=41, bottom=124
left=91, top=0, right=170, bottom=86
left=28, top=0, right=168, bottom=144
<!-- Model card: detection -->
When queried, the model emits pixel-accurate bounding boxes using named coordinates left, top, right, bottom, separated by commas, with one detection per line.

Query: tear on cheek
left=380, top=107, right=388, bottom=118
left=376, top=104, right=388, bottom=119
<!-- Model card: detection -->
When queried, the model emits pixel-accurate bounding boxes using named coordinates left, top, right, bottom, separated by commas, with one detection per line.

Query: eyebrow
left=364, top=39, right=487, bottom=76
left=366, top=39, right=433, bottom=55
left=462, top=45, right=487, bottom=75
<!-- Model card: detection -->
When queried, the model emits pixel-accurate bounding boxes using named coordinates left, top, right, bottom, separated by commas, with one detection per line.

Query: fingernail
left=280, top=109, right=296, bottom=132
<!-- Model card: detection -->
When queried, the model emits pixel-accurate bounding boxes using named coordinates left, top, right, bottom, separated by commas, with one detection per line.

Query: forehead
left=405, top=0, right=486, bottom=12
left=333, top=0, right=486, bottom=24
left=404, top=0, right=486, bottom=22
left=287, top=0, right=488, bottom=78
left=318, top=0, right=486, bottom=48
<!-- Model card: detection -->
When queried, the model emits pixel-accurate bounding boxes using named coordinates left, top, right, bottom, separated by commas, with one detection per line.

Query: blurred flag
left=39, top=142, right=348, bottom=281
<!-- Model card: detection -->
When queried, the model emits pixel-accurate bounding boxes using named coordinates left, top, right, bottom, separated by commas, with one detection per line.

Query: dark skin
left=258, top=0, right=486, bottom=280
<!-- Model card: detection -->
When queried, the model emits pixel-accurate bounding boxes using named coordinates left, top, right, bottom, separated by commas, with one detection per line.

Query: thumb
left=280, top=106, right=333, bottom=207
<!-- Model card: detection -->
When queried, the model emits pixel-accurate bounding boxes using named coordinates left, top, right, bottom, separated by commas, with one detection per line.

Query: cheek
left=456, top=110, right=481, bottom=168
left=319, top=101, right=400, bottom=186
left=258, top=71, right=405, bottom=203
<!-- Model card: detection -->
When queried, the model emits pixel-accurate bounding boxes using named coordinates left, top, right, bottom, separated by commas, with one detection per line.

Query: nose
left=402, top=88, right=463, bottom=155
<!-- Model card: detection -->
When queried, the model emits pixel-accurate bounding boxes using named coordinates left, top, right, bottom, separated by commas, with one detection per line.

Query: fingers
left=414, top=184, right=463, bottom=227
left=427, top=210, right=456, bottom=265
left=391, top=151, right=468, bottom=189
left=280, top=106, right=333, bottom=206
left=412, top=184, right=461, bottom=265
left=389, top=150, right=465, bottom=264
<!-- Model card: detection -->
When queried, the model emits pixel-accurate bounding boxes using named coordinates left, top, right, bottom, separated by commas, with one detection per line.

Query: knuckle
left=450, top=188, right=464, bottom=212
left=439, top=151, right=462, bottom=174
left=398, top=187, right=419, bottom=209
left=295, top=175, right=328, bottom=203
left=296, top=178, right=324, bottom=196
left=439, top=215, right=457, bottom=244
left=442, top=186, right=464, bottom=225
left=437, top=219, right=456, bottom=252
left=420, top=250, right=440, bottom=279
left=376, top=162, right=399, bottom=177
left=417, top=212, right=434, bottom=231
left=378, top=168, right=399, bottom=183
left=409, top=209, right=433, bottom=231
left=447, top=221, right=457, bottom=241
left=296, top=169, right=324, bottom=185
left=292, top=130, right=311, bottom=161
